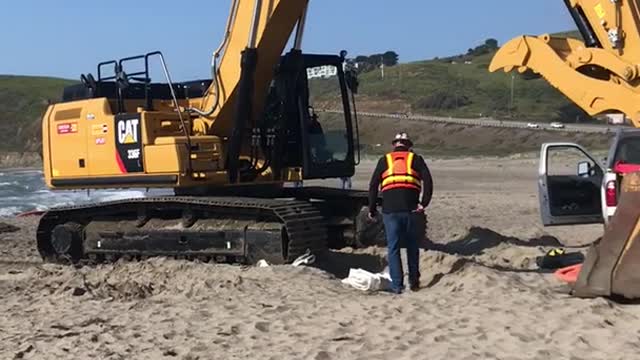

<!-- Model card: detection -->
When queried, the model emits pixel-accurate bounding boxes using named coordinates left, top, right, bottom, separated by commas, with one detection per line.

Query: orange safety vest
left=381, top=151, right=422, bottom=192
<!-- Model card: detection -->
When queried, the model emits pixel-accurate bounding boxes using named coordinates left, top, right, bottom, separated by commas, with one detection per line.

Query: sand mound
left=17, top=260, right=249, bottom=300
left=8, top=257, right=342, bottom=303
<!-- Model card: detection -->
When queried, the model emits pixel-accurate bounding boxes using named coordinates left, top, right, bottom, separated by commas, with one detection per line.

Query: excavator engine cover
left=573, top=172, right=640, bottom=299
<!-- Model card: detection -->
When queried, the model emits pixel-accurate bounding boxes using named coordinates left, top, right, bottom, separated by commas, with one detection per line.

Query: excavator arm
left=490, top=0, right=640, bottom=126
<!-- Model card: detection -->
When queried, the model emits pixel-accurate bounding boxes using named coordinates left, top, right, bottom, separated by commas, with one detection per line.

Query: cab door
left=539, top=143, right=604, bottom=225
left=299, top=55, right=356, bottom=179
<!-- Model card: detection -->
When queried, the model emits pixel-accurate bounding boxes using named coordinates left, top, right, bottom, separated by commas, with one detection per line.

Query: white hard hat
left=392, top=132, right=413, bottom=147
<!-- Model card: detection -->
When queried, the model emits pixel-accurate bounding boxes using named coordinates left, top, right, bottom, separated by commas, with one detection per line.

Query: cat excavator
left=490, top=0, right=640, bottom=299
left=37, top=0, right=396, bottom=265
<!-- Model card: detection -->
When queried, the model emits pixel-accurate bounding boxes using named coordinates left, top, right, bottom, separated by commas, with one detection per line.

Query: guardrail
left=319, top=109, right=613, bottom=134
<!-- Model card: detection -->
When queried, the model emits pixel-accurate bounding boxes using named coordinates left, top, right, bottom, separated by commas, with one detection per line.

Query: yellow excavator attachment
left=489, top=0, right=640, bottom=127
left=489, top=34, right=640, bottom=127
left=574, top=172, right=640, bottom=299
left=491, top=0, right=640, bottom=299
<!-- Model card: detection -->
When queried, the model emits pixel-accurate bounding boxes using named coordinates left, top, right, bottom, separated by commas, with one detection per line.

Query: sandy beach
left=1, top=157, right=636, bottom=360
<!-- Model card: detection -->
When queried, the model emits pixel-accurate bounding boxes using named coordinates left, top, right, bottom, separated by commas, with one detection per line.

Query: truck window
left=547, top=147, right=595, bottom=176
left=614, top=137, right=640, bottom=164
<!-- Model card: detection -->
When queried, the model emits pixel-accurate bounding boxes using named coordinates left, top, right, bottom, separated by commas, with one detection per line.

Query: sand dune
left=2, top=157, right=636, bottom=360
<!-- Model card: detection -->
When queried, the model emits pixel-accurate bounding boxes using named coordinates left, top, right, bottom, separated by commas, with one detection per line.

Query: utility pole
left=380, top=55, right=385, bottom=80
left=509, top=74, right=515, bottom=115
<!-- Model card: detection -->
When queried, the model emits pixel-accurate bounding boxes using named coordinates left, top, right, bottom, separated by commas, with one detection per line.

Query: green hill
left=344, top=31, right=587, bottom=122
left=0, top=75, right=76, bottom=153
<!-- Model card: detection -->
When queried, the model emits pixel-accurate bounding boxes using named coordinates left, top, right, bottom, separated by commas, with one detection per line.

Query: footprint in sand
left=314, top=351, right=332, bottom=360
left=254, top=321, right=270, bottom=332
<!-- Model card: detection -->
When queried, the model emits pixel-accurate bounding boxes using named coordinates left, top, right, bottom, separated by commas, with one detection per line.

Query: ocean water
left=0, top=169, right=171, bottom=217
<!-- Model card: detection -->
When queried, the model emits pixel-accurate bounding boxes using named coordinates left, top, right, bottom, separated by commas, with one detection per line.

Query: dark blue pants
left=382, top=212, right=420, bottom=293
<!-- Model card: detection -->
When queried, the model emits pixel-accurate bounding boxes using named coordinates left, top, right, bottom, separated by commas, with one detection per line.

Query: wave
left=0, top=171, right=164, bottom=217
left=0, top=206, right=22, bottom=217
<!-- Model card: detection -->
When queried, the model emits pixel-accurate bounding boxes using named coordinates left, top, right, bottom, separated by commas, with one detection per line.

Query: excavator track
left=36, top=196, right=332, bottom=266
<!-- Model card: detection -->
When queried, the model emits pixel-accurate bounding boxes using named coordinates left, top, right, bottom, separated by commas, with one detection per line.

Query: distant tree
left=351, top=51, right=400, bottom=73
left=382, top=51, right=399, bottom=66
left=465, top=39, right=499, bottom=57
left=484, top=38, right=499, bottom=50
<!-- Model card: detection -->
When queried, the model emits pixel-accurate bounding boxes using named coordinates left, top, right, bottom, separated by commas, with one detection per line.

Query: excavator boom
left=190, top=0, right=309, bottom=135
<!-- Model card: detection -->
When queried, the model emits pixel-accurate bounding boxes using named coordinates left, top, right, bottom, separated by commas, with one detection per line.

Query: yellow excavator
left=491, top=0, right=640, bottom=298
left=37, top=0, right=396, bottom=265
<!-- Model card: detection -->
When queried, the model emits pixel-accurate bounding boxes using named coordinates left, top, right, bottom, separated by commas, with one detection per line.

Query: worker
left=368, top=132, right=433, bottom=294
left=308, top=108, right=332, bottom=163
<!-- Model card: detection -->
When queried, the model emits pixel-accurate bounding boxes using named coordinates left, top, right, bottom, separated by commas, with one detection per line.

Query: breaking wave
left=0, top=169, right=171, bottom=216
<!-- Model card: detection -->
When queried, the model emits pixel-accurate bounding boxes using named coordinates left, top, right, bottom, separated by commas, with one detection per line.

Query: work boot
left=387, top=286, right=403, bottom=295
left=409, top=280, right=420, bottom=292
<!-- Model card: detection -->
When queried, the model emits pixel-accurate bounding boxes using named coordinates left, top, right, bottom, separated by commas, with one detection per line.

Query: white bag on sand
left=256, top=259, right=270, bottom=267
left=341, top=268, right=391, bottom=292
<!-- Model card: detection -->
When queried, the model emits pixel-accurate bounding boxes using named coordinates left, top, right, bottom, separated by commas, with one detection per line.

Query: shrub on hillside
left=413, top=91, right=471, bottom=110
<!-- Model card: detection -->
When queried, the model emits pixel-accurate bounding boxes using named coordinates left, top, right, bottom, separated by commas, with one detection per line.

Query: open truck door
left=539, top=143, right=604, bottom=226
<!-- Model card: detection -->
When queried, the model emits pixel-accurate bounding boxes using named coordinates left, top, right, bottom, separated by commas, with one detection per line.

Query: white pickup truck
left=538, top=128, right=640, bottom=226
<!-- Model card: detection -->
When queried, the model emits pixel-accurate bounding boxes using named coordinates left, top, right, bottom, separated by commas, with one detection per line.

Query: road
left=321, top=109, right=625, bottom=134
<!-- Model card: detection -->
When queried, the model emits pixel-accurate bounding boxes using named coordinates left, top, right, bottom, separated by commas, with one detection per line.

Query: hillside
left=340, top=31, right=587, bottom=122
left=0, top=75, right=76, bottom=153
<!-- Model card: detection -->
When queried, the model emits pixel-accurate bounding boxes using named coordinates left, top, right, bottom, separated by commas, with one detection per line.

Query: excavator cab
left=264, top=51, right=359, bottom=181
left=299, top=54, right=359, bottom=179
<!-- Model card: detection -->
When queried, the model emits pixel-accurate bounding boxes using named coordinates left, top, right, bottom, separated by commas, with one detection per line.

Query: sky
left=0, top=0, right=576, bottom=80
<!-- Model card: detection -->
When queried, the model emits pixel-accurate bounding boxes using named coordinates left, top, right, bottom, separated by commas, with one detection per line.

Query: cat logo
left=117, top=119, right=139, bottom=145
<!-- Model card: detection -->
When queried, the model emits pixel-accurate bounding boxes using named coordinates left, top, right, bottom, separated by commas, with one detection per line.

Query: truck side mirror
left=578, top=161, right=591, bottom=177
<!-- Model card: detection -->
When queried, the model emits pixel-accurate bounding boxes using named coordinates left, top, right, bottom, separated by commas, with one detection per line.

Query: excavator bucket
left=573, top=172, right=640, bottom=299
